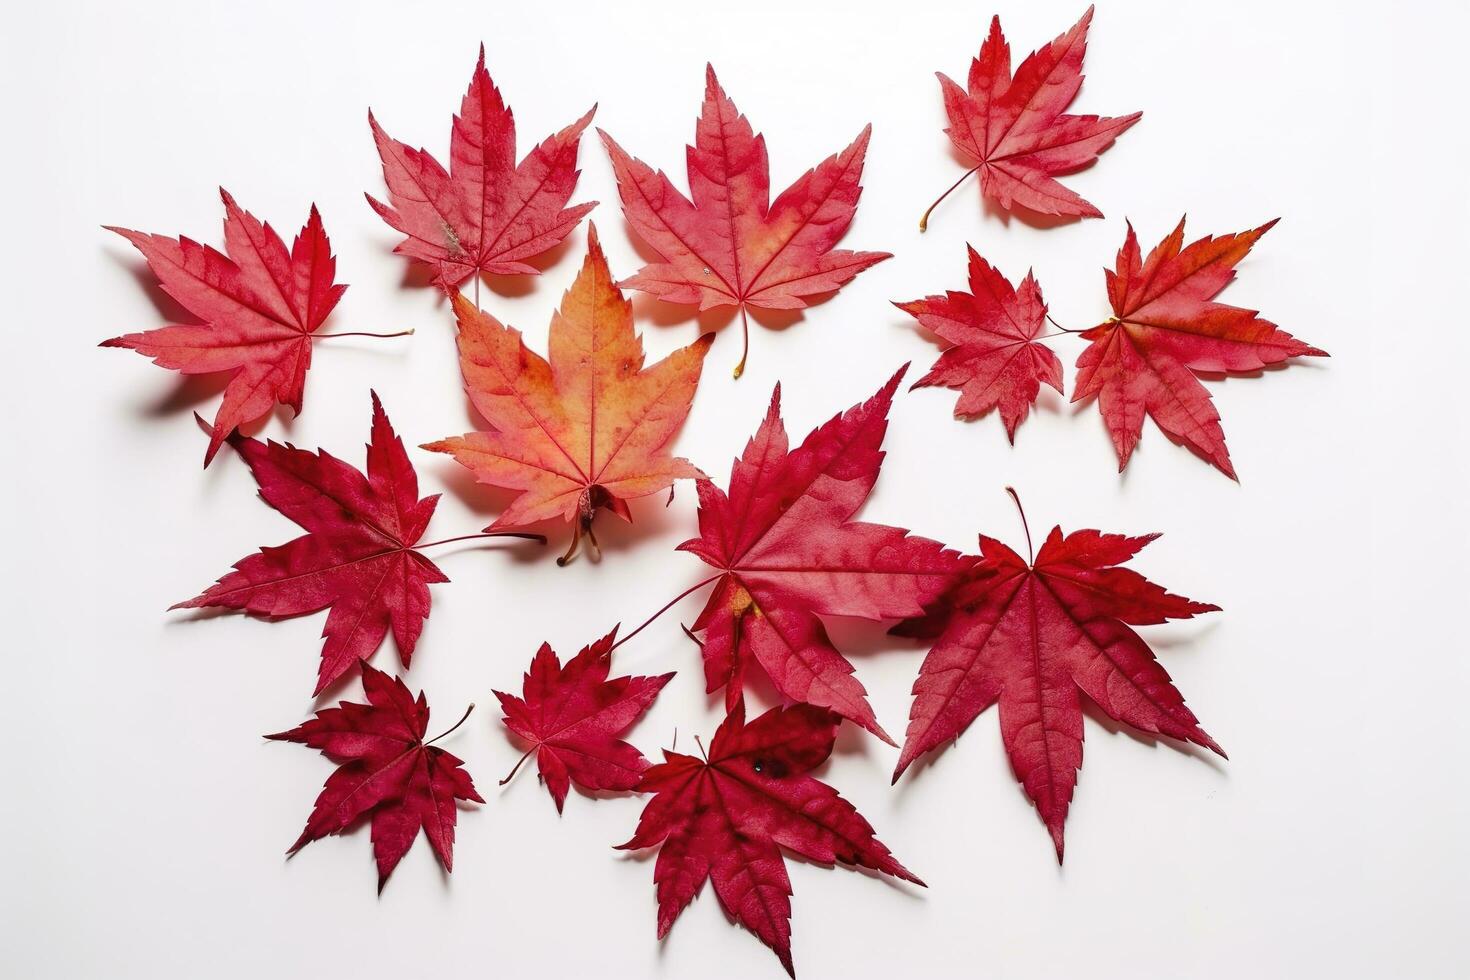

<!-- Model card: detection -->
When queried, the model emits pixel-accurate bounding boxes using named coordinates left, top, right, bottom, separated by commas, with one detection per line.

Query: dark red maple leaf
left=678, top=369, right=972, bottom=743
left=621, top=702, right=923, bottom=977
left=1072, top=217, right=1327, bottom=477
left=892, top=489, right=1224, bottom=861
left=174, top=392, right=538, bottom=694
left=495, top=628, right=673, bottom=811
left=920, top=6, right=1140, bottom=230
left=367, top=45, right=596, bottom=290
left=268, top=661, right=482, bottom=891
left=897, top=245, right=1062, bottom=440
left=600, top=65, right=890, bottom=377
left=102, top=189, right=375, bottom=466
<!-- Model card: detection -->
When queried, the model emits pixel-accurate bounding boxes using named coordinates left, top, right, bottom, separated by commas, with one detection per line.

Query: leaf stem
left=416, top=531, right=547, bottom=550
left=1044, top=314, right=1085, bottom=335
left=315, top=329, right=415, bottom=340
left=427, top=703, right=475, bottom=745
left=919, top=166, right=980, bottom=232
left=610, top=574, right=724, bottom=653
left=1005, top=486, right=1034, bottom=565
left=733, top=306, right=750, bottom=379
left=693, top=734, right=708, bottom=762
left=499, top=746, right=536, bottom=786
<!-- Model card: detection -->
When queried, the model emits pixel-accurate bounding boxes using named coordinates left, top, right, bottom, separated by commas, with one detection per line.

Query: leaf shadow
left=1079, top=698, right=1229, bottom=775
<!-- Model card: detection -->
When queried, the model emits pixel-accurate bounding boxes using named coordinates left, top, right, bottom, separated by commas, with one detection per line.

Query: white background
left=3, top=1, right=1466, bottom=977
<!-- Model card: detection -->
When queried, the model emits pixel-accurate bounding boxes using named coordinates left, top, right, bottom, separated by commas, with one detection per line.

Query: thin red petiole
left=499, top=746, right=536, bottom=786
left=733, top=306, right=751, bottom=379
left=427, top=703, right=475, bottom=745
left=1044, top=313, right=1085, bottom=334
left=609, top=575, right=723, bottom=653
left=919, top=166, right=980, bottom=232
left=315, top=329, right=415, bottom=340
left=416, top=532, right=546, bottom=550
left=1005, top=486, right=1034, bottom=565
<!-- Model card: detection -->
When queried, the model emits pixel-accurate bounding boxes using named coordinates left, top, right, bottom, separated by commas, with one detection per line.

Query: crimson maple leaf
left=621, top=702, right=923, bottom=976
left=892, top=490, right=1223, bottom=861
left=174, top=392, right=537, bottom=695
left=495, top=628, right=673, bottom=811
left=424, top=226, right=712, bottom=565
left=920, top=6, right=1140, bottom=231
left=897, top=245, right=1062, bottom=440
left=367, top=45, right=596, bottom=290
left=600, top=65, right=890, bottom=377
left=268, top=662, right=482, bottom=891
left=678, top=369, right=972, bottom=743
left=102, top=189, right=365, bottom=466
left=1073, top=217, right=1327, bottom=478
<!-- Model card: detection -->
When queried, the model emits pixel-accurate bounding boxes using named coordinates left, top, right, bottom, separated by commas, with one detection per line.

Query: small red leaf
left=495, top=628, right=673, bottom=811
left=268, top=662, right=482, bottom=891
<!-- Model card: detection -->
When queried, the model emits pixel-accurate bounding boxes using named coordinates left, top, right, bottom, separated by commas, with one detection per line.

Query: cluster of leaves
left=100, top=8, right=1326, bottom=977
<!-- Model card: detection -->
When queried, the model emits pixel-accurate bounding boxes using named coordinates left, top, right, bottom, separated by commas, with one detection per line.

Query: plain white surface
left=2, top=1, right=1467, bottom=977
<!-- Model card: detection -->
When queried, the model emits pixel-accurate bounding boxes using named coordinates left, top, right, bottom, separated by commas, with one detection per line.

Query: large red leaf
left=367, top=46, right=596, bottom=290
left=621, top=702, right=922, bottom=976
left=600, top=65, right=890, bottom=376
left=495, top=628, right=673, bottom=811
left=102, top=189, right=349, bottom=465
left=268, top=662, right=482, bottom=891
left=679, top=369, right=973, bottom=742
left=424, top=227, right=713, bottom=564
left=175, top=393, right=529, bottom=695
left=921, top=6, right=1140, bottom=229
left=1073, top=217, right=1327, bottom=477
left=893, top=493, right=1223, bottom=860
left=897, top=245, right=1063, bottom=440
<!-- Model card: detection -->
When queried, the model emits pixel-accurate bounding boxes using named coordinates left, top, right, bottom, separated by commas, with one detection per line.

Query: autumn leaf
left=678, top=368, right=973, bottom=742
left=600, top=64, right=890, bottom=377
left=102, top=189, right=399, bottom=466
left=897, top=245, right=1062, bottom=440
left=495, top=627, right=673, bottom=811
left=268, top=662, right=482, bottom=892
left=424, top=225, right=713, bottom=565
left=1072, top=217, right=1327, bottom=477
left=892, top=489, right=1223, bottom=861
left=174, top=392, right=540, bottom=695
left=920, top=6, right=1140, bottom=230
left=620, top=702, right=922, bottom=977
left=367, top=45, right=596, bottom=290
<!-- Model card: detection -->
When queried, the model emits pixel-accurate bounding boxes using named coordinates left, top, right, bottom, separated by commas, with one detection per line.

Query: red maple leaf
left=1072, top=217, right=1327, bottom=477
left=621, top=702, right=922, bottom=976
left=268, top=662, right=481, bottom=891
left=678, top=369, right=973, bottom=743
left=600, top=65, right=890, bottom=377
left=495, top=628, right=673, bottom=811
left=897, top=245, right=1062, bottom=440
left=367, top=45, right=596, bottom=290
left=102, top=189, right=375, bottom=466
left=920, top=6, right=1140, bottom=231
left=174, top=392, right=538, bottom=694
left=424, top=227, right=712, bottom=565
left=892, top=489, right=1224, bottom=861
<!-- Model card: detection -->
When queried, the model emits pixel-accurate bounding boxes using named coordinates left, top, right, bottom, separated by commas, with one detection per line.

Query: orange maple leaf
left=425, top=226, right=713, bottom=564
